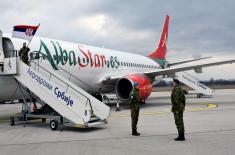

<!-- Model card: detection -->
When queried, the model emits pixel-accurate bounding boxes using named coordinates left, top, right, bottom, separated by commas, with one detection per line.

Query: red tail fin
left=148, top=15, right=169, bottom=60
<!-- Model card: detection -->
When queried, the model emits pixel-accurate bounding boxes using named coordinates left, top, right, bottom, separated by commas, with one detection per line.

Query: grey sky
left=0, top=0, right=235, bottom=80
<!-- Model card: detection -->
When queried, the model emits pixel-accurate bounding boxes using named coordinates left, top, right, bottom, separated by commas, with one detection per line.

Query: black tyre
left=141, top=100, right=146, bottom=104
left=42, top=118, right=46, bottom=123
left=50, top=120, right=59, bottom=131
left=197, top=93, right=202, bottom=98
left=10, top=117, right=15, bottom=126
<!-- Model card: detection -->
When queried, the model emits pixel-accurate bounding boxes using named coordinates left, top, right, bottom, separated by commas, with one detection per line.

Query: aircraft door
left=0, top=30, right=4, bottom=64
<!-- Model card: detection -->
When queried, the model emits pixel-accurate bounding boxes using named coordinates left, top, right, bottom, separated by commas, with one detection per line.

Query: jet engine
left=115, top=74, right=152, bottom=102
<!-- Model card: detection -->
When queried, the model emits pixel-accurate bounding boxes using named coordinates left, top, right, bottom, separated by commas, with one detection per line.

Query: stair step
left=176, top=72, right=213, bottom=96
left=89, top=116, right=100, bottom=122
left=87, top=120, right=107, bottom=127
left=13, top=59, right=110, bottom=128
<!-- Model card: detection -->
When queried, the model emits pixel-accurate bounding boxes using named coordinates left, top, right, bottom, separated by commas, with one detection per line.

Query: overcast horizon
left=1, top=0, right=235, bottom=80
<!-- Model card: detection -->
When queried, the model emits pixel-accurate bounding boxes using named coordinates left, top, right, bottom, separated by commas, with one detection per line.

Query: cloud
left=0, top=0, right=235, bottom=80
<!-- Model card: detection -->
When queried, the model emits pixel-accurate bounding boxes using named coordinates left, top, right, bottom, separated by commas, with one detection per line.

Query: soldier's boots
left=132, top=129, right=140, bottom=136
left=174, top=133, right=185, bottom=141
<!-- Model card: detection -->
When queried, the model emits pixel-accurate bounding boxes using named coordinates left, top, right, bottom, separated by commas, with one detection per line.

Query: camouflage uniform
left=19, top=47, right=30, bottom=65
left=129, top=88, right=140, bottom=134
left=171, top=85, right=186, bottom=136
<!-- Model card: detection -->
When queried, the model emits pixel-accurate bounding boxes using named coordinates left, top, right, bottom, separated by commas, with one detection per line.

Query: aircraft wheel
left=50, top=120, right=59, bottom=131
left=141, top=100, right=146, bottom=104
left=10, top=117, right=15, bottom=126
left=42, top=118, right=46, bottom=123
left=197, top=93, right=202, bottom=98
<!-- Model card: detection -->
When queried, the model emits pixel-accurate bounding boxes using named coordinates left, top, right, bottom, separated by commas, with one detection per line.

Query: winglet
left=148, top=15, right=169, bottom=60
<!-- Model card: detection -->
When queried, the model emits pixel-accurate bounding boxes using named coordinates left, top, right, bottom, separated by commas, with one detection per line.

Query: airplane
left=0, top=15, right=235, bottom=104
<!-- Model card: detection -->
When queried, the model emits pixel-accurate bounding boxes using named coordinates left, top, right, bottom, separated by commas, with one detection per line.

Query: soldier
left=171, top=78, right=186, bottom=141
left=19, top=42, right=30, bottom=65
left=129, top=82, right=141, bottom=136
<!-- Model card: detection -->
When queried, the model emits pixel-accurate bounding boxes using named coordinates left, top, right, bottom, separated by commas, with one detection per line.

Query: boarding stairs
left=1, top=56, right=110, bottom=128
left=175, top=72, right=214, bottom=96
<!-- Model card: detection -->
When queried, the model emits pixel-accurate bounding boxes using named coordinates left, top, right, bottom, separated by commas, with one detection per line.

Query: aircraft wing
left=167, top=56, right=212, bottom=67
left=145, top=56, right=235, bottom=77
left=100, top=56, right=235, bottom=84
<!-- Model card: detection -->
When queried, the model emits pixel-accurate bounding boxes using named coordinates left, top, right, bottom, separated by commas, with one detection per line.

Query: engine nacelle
left=116, top=74, right=152, bottom=102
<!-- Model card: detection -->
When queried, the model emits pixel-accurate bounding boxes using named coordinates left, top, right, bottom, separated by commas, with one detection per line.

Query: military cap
left=173, top=78, right=180, bottom=85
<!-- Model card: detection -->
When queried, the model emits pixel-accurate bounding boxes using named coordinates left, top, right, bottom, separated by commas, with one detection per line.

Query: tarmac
left=0, top=89, right=235, bottom=155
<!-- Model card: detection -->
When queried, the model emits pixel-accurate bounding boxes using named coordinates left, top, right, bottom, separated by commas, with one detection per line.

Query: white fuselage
left=0, top=33, right=162, bottom=101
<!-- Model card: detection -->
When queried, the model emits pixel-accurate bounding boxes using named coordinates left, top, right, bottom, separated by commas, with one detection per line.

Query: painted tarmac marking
left=111, top=102, right=218, bottom=118
left=0, top=103, right=218, bottom=122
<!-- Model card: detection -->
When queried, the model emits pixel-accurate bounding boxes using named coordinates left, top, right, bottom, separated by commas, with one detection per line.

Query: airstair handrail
left=182, top=71, right=201, bottom=81
left=30, top=51, right=102, bottom=95
left=28, top=58, right=94, bottom=115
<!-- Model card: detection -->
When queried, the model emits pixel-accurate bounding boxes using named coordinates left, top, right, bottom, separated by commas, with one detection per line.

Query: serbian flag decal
left=12, top=24, right=40, bottom=41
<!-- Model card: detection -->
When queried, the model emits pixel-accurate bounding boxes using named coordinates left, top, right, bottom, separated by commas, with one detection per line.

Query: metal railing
left=29, top=58, right=94, bottom=115
left=30, top=51, right=102, bottom=95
